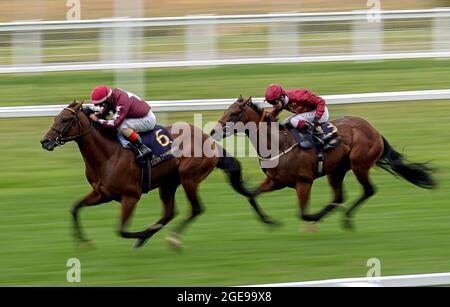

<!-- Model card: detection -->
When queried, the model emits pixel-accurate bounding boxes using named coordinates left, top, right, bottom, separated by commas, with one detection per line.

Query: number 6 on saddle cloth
left=118, top=125, right=175, bottom=193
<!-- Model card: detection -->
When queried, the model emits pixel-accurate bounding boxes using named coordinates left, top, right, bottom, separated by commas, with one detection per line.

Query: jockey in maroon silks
left=265, top=84, right=331, bottom=140
left=89, top=85, right=155, bottom=159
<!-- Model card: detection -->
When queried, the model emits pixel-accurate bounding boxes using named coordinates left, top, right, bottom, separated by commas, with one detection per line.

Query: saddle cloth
left=118, top=125, right=175, bottom=194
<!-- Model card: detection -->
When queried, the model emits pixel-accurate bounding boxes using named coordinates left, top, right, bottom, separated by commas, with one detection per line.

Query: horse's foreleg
left=71, top=190, right=107, bottom=243
left=248, top=178, right=283, bottom=225
left=118, top=195, right=141, bottom=239
left=295, top=180, right=322, bottom=222
left=134, top=183, right=177, bottom=249
left=172, top=180, right=202, bottom=236
left=307, top=170, right=347, bottom=222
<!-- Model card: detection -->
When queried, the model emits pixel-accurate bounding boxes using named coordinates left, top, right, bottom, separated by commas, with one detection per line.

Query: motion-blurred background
left=0, top=1, right=449, bottom=286
left=1, top=0, right=447, bottom=20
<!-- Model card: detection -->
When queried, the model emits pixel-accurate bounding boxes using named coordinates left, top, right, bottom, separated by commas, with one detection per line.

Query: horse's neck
left=76, top=126, right=121, bottom=169
left=247, top=120, right=289, bottom=157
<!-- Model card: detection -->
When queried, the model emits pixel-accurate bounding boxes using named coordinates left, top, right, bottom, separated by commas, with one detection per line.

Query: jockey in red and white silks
left=90, top=85, right=155, bottom=159
left=265, top=84, right=329, bottom=130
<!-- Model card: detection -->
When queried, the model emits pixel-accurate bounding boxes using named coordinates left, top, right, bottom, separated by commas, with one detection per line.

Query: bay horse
left=40, top=101, right=274, bottom=249
left=210, top=96, right=435, bottom=229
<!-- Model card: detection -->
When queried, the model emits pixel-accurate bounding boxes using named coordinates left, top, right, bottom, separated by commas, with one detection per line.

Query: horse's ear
left=238, top=94, right=243, bottom=102
left=247, top=96, right=252, bottom=103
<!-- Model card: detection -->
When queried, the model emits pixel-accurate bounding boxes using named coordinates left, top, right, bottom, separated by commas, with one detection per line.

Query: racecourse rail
left=1, top=8, right=450, bottom=73
left=0, top=89, right=449, bottom=118
left=243, top=272, right=450, bottom=287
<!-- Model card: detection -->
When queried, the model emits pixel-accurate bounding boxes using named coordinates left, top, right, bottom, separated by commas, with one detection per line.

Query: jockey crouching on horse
left=89, top=85, right=155, bottom=159
left=265, top=84, right=333, bottom=147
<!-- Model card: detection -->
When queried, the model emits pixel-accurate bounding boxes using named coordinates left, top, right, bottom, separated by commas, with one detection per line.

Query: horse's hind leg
left=134, top=182, right=177, bottom=249
left=71, top=190, right=108, bottom=244
left=343, top=168, right=376, bottom=230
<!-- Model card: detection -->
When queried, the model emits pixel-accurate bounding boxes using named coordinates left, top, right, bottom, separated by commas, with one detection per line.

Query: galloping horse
left=40, top=101, right=273, bottom=248
left=211, top=96, right=435, bottom=228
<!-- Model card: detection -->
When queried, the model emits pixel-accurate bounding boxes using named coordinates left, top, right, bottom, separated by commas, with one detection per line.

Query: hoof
left=79, top=240, right=96, bottom=250
left=263, top=217, right=282, bottom=227
left=303, top=222, right=318, bottom=233
left=166, top=232, right=183, bottom=251
left=343, top=217, right=355, bottom=231
left=133, top=238, right=149, bottom=250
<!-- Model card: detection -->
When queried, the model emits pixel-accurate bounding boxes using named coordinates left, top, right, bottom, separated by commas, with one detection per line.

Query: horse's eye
left=62, top=118, right=70, bottom=123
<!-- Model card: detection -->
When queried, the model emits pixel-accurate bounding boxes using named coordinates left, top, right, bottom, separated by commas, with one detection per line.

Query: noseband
left=50, top=107, right=93, bottom=146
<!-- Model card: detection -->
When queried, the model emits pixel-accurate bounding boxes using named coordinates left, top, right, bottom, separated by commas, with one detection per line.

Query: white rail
left=2, top=52, right=450, bottom=74
left=243, top=272, right=450, bottom=287
left=1, top=9, right=450, bottom=31
left=1, top=8, right=450, bottom=74
left=1, top=89, right=449, bottom=118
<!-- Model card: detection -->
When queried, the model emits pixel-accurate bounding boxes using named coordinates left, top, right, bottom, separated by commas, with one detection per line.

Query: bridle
left=219, top=100, right=266, bottom=132
left=50, top=106, right=93, bottom=146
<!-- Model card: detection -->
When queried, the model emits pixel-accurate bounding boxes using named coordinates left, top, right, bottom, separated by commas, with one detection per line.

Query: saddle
left=120, top=125, right=175, bottom=193
left=289, top=123, right=340, bottom=151
left=289, top=122, right=340, bottom=177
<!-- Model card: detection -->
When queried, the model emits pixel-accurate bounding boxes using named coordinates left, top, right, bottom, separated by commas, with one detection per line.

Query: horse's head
left=210, top=95, right=265, bottom=140
left=40, top=100, right=90, bottom=151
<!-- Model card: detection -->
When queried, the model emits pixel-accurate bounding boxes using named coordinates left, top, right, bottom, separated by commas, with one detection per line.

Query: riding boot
left=320, top=123, right=337, bottom=141
left=299, top=123, right=315, bottom=148
left=313, top=125, right=325, bottom=144
left=131, top=135, right=153, bottom=160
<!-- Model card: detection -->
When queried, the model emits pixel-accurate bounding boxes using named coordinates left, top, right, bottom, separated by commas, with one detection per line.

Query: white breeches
left=119, top=110, right=156, bottom=132
left=284, top=107, right=329, bottom=127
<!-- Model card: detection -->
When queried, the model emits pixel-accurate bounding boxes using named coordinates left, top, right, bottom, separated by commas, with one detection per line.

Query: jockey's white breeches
left=119, top=110, right=156, bottom=133
left=284, top=107, right=329, bottom=127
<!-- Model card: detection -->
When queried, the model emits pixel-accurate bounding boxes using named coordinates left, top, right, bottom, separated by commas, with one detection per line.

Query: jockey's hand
left=268, top=113, right=278, bottom=122
left=90, top=114, right=99, bottom=122
left=312, top=117, right=320, bottom=128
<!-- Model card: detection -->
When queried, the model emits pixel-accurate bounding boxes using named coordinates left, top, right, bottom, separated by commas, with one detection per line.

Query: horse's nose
left=40, top=138, right=51, bottom=149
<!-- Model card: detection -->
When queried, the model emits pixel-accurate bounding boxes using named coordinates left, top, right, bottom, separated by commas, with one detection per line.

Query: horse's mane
left=237, top=96, right=265, bottom=115
left=68, top=101, right=79, bottom=108
left=80, top=106, right=120, bottom=141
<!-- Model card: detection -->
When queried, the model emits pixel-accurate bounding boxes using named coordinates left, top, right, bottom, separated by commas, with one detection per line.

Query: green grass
left=0, top=58, right=449, bottom=106
left=0, top=99, right=449, bottom=286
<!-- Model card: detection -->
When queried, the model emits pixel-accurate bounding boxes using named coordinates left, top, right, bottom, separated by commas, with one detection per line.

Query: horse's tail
left=377, top=136, right=436, bottom=189
left=216, top=146, right=253, bottom=197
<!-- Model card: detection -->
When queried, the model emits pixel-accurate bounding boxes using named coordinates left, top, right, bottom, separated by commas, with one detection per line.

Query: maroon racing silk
left=98, top=88, right=151, bottom=129
left=270, top=89, right=326, bottom=120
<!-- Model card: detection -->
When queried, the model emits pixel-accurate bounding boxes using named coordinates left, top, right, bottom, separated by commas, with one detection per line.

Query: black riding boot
left=313, top=125, right=325, bottom=144
left=131, top=136, right=153, bottom=159
left=300, top=124, right=315, bottom=148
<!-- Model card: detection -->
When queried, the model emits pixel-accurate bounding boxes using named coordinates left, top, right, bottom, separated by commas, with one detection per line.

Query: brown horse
left=40, top=101, right=273, bottom=248
left=211, top=96, right=435, bottom=229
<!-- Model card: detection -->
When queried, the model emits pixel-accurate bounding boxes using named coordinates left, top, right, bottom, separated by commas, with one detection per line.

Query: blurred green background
left=0, top=59, right=449, bottom=286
